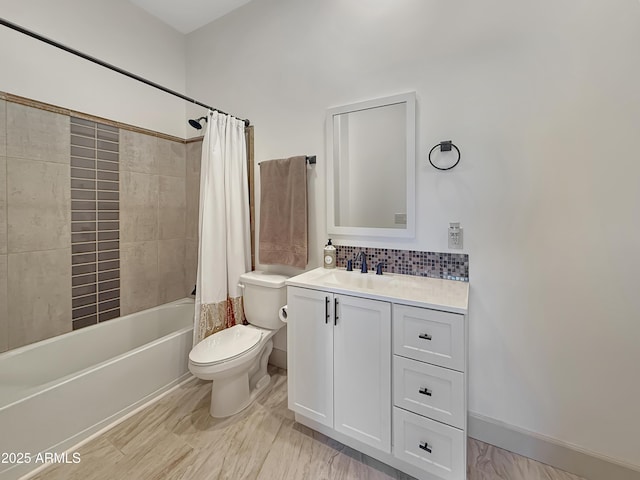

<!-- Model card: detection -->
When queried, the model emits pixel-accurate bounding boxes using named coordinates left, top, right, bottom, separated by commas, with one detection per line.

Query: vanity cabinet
left=287, top=286, right=391, bottom=453
left=286, top=268, right=469, bottom=480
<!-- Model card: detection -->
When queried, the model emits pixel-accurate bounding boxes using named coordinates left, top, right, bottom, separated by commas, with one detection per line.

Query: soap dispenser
left=323, top=239, right=336, bottom=269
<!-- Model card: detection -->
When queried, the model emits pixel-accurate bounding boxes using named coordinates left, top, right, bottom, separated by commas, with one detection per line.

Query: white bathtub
left=0, top=298, right=194, bottom=480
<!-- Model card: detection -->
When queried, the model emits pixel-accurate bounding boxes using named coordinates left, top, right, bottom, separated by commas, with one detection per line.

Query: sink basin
left=286, top=267, right=470, bottom=314
left=312, top=269, right=397, bottom=291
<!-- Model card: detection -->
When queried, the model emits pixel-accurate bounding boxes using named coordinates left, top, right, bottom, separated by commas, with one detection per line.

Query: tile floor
left=33, top=367, right=586, bottom=480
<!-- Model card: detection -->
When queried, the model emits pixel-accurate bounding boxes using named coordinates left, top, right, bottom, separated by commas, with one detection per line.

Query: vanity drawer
left=393, top=355, right=464, bottom=429
left=393, top=407, right=465, bottom=480
left=393, top=304, right=464, bottom=371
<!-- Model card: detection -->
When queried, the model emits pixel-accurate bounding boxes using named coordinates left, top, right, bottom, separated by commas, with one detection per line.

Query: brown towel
left=259, top=156, right=308, bottom=268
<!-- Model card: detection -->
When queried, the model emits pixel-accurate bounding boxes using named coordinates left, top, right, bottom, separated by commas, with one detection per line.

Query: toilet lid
left=189, top=325, right=263, bottom=366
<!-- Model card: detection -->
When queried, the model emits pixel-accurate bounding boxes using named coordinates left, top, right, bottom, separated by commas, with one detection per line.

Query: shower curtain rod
left=0, top=17, right=251, bottom=127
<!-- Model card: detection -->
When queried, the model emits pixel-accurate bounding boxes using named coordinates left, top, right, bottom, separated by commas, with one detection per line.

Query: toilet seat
left=189, top=325, right=263, bottom=366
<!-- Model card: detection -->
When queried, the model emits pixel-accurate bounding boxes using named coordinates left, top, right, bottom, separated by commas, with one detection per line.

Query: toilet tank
left=239, top=271, right=290, bottom=330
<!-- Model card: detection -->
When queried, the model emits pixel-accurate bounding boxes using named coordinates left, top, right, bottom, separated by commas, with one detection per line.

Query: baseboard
left=268, top=348, right=287, bottom=370
left=468, top=412, right=640, bottom=480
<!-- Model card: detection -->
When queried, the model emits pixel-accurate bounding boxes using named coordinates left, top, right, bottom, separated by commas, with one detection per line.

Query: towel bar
left=258, top=156, right=316, bottom=166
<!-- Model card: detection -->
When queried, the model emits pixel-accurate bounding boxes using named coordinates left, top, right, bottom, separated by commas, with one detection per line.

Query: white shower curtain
left=194, top=111, right=251, bottom=344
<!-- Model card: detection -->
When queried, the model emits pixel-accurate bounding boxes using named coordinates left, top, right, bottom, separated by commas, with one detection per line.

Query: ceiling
left=129, top=0, right=252, bottom=34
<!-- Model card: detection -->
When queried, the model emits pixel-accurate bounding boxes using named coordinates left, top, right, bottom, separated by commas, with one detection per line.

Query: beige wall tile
left=186, top=140, right=202, bottom=176
left=121, top=241, right=159, bottom=316
left=0, top=100, right=6, bottom=156
left=7, top=248, right=72, bottom=349
left=120, top=171, right=158, bottom=243
left=158, top=238, right=186, bottom=303
left=0, top=254, right=7, bottom=353
left=185, top=238, right=198, bottom=297
left=120, top=130, right=157, bottom=174
left=7, top=157, right=71, bottom=253
left=157, top=138, right=186, bottom=177
left=0, top=156, right=6, bottom=255
left=185, top=171, right=200, bottom=241
left=158, top=175, right=185, bottom=240
left=6, top=103, right=69, bottom=163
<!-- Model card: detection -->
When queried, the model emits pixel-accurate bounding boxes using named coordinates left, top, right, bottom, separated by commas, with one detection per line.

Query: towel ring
left=428, top=141, right=461, bottom=171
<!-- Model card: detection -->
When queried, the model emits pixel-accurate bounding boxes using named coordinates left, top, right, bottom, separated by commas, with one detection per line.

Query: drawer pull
left=418, top=333, right=432, bottom=341
left=419, top=441, right=432, bottom=453
left=419, top=387, right=432, bottom=396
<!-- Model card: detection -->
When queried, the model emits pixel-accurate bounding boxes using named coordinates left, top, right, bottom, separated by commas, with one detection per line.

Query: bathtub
left=0, top=298, right=194, bottom=480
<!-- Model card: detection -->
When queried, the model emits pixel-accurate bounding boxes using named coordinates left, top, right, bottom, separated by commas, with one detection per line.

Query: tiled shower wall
left=0, top=97, right=200, bottom=353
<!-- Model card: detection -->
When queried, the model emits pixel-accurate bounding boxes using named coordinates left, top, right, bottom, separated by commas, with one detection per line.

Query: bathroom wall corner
left=269, top=348, right=287, bottom=370
left=185, top=238, right=198, bottom=298
left=185, top=139, right=202, bottom=297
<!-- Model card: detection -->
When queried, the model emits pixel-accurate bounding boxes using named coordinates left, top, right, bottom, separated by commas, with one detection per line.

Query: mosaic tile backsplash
left=335, top=246, right=469, bottom=282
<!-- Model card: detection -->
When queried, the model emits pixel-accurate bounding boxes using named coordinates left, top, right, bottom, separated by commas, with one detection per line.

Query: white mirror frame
left=326, top=92, right=416, bottom=238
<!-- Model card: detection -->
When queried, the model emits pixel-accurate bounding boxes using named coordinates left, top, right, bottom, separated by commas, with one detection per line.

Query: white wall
left=186, top=0, right=640, bottom=468
left=0, top=0, right=188, bottom=138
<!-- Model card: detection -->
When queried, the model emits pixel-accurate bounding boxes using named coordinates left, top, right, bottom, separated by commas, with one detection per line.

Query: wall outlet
left=448, top=222, right=463, bottom=249
left=394, top=213, right=407, bottom=225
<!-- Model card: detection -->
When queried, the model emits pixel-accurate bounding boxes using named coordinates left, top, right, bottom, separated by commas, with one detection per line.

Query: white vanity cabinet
left=287, top=286, right=392, bottom=453
left=286, top=268, right=469, bottom=480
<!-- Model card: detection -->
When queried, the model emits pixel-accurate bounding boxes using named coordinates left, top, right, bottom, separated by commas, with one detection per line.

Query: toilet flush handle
left=237, top=283, right=245, bottom=290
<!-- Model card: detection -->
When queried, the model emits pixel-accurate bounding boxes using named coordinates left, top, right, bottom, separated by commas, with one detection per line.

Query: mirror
left=326, top=92, right=415, bottom=238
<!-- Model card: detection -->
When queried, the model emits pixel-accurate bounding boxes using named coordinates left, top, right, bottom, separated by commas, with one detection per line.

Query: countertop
left=286, top=267, right=469, bottom=314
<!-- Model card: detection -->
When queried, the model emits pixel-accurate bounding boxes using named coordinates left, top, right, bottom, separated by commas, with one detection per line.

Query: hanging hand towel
left=259, top=156, right=308, bottom=268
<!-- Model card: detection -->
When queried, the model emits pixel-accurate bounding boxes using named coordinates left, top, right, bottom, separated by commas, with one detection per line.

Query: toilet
left=188, top=271, right=289, bottom=418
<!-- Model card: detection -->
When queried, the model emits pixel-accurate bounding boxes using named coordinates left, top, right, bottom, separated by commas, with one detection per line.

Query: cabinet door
left=334, top=294, right=391, bottom=453
left=287, top=287, right=334, bottom=427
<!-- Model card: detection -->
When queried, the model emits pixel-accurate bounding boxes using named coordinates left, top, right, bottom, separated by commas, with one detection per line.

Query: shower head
left=188, top=116, right=208, bottom=129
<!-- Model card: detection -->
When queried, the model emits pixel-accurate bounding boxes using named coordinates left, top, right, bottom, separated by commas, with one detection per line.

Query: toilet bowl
left=188, top=271, right=289, bottom=418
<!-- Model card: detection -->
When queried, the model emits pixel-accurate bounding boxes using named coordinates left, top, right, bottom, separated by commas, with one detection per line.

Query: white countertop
left=286, top=267, right=469, bottom=314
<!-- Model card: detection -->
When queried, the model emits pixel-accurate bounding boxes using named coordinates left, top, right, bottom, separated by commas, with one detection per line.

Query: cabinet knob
left=419, top=441, right=432, bottom=454
left=418, top=387, right=432, bottom=397
left=418, top=333, right=432, bottom=341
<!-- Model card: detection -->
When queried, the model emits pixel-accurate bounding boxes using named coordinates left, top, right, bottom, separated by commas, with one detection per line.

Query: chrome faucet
left=358, top=251, right=368, bottom=273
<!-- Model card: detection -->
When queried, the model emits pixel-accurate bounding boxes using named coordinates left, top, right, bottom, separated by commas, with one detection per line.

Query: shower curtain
left=194, top=111, right=251, bottom=344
